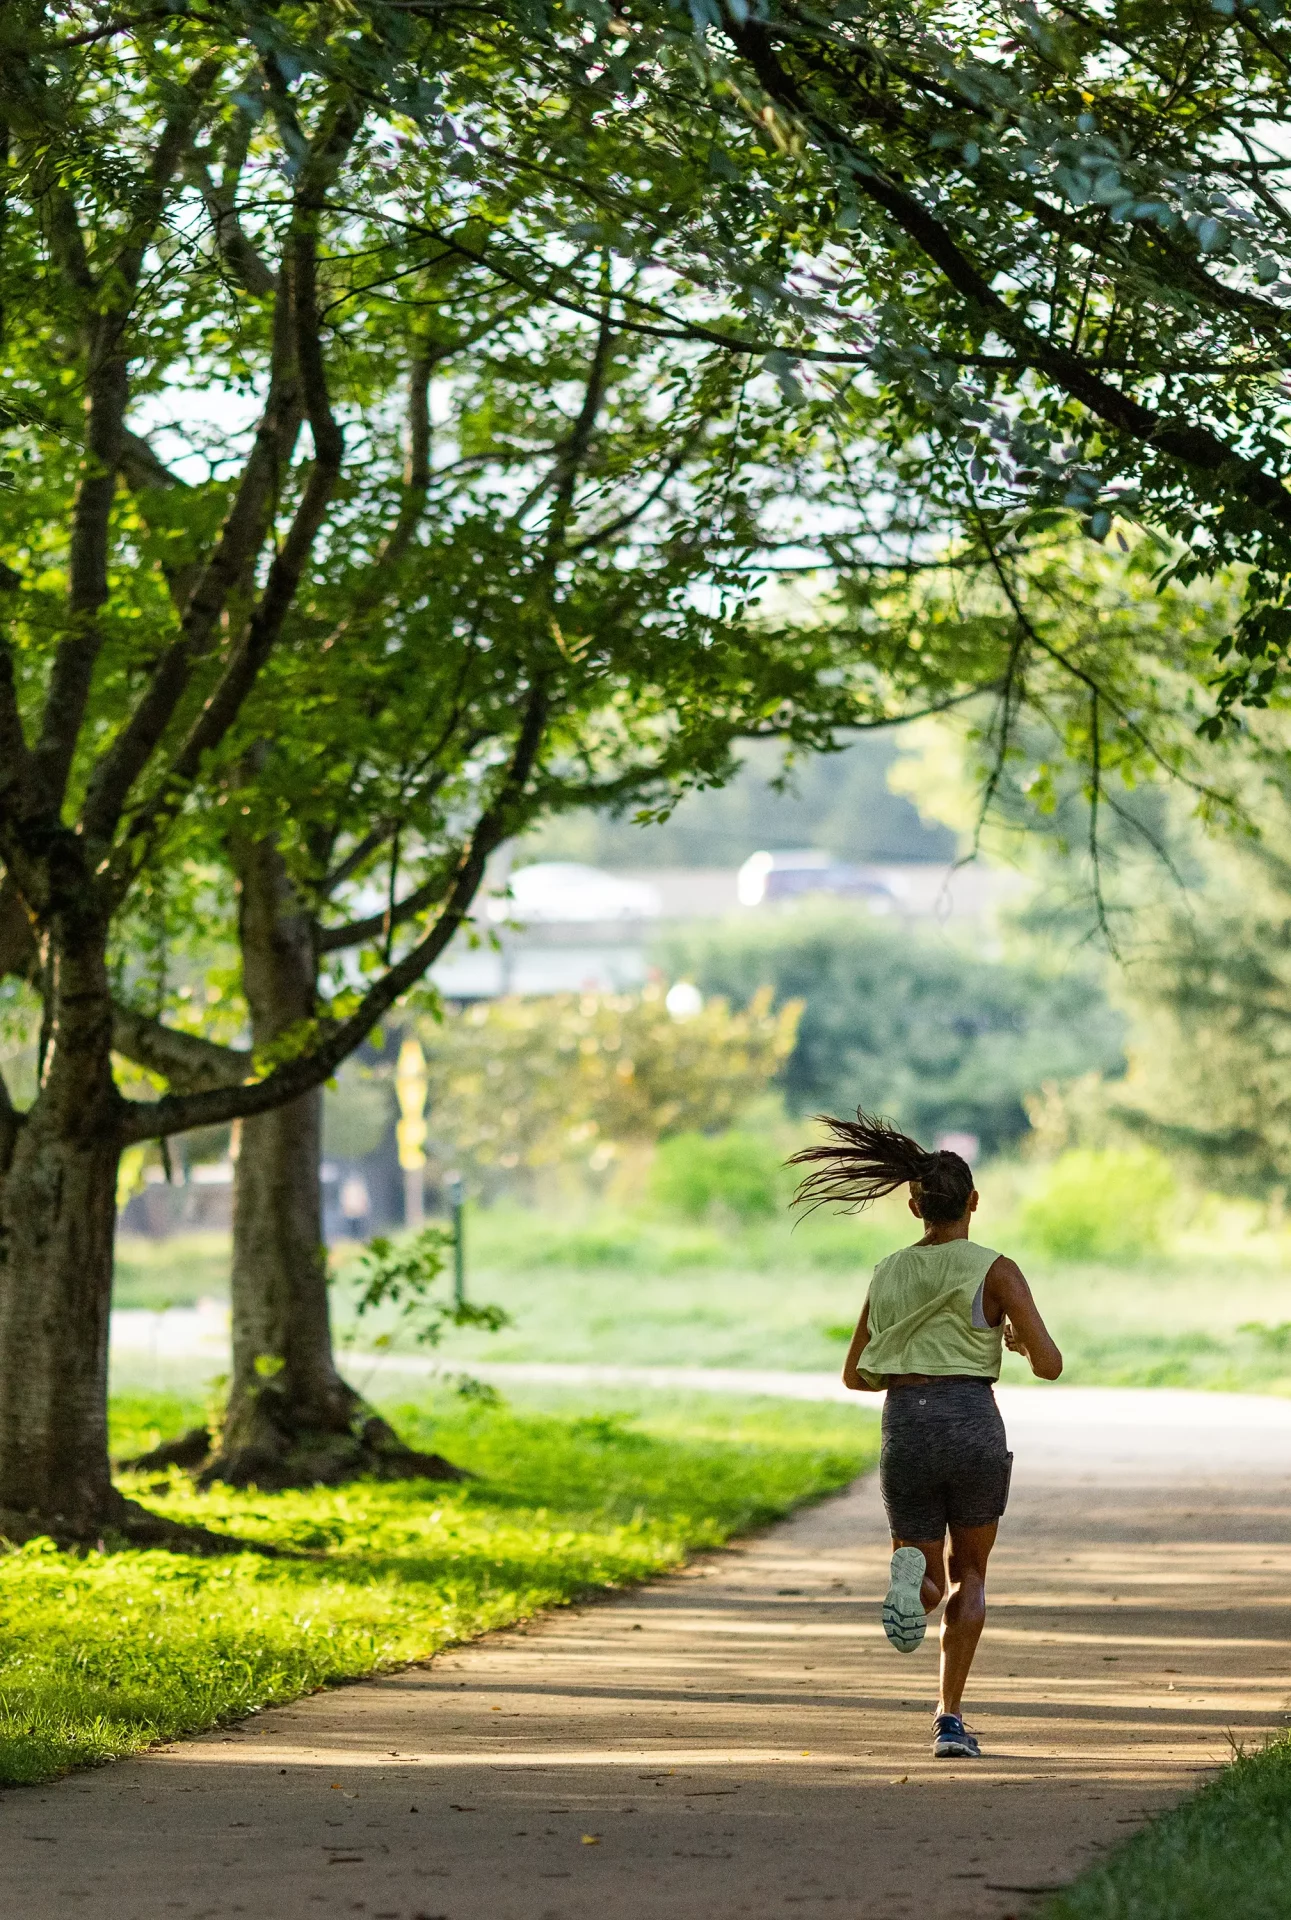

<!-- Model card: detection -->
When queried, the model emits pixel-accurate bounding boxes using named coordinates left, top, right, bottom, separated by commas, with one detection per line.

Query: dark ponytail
left=788, top=1108, right=974, bottom=1226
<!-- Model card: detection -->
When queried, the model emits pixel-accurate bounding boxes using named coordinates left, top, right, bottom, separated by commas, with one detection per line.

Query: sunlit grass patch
left=114, top=1232, right=233, bottom=1310
left=0, top=1391, right=877, bottom=1788
left=1042, top=1733, right=1291, bottom=1920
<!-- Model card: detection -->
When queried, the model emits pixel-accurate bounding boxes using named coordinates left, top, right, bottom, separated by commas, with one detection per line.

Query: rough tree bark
left=0, top=914, right=123, bottom=1540
left=175, top=835, right=462, bottom=1490
left=0, top=909, right=252, bottom=1551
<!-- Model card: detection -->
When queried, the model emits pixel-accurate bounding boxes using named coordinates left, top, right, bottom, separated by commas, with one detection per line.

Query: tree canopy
left=1, top=0, right=995, bottom=1154
left=697, top=0, right=1291, bottom=708
left=367, top=0, right=1291, bottom=725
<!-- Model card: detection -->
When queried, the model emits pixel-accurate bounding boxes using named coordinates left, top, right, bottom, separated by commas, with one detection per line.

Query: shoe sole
left=882, top=1546, right=927, bottom=1654
left=934, top=1740, right=982, bottom=1758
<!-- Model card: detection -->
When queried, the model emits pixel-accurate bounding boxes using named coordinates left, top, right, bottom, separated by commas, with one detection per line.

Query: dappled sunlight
left=6, top=1390, right=1290, bottom=1919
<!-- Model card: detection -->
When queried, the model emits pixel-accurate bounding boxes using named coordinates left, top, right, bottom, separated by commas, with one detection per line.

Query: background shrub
left=1019, top=1147, right=1177, bottom=1261
left=650, top=1130, right=787, bottom=1221
left=659, top=906, right=1125, bottom=1157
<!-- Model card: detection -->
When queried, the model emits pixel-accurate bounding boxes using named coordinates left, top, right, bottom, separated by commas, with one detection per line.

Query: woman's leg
left=938, top=1521, right=997, bottom=1716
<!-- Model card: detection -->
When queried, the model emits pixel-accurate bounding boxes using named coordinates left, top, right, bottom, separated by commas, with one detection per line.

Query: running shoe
left=882, top=1546, right=927, bottom=1653
left=932, top=1712, right=982, bottom=1758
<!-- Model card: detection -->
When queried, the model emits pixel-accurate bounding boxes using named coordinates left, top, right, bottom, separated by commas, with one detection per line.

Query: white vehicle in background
left=737, top=848, right=898, bottom=910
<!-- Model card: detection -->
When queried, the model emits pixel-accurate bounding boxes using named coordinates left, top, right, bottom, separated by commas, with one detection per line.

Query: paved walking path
left=5, top=1386, right=1291, bottom=1919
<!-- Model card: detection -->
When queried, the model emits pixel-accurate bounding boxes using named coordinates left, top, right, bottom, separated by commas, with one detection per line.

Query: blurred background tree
left=418, top=985, right=800, bottom=1193
left=520, top=731, right=957, bottom=869
left=659, top=905, right=1122, bottom=1158
left=1080, top=743, right=1291, bottom=1196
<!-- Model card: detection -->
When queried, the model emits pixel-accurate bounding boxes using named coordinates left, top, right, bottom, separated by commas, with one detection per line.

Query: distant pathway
left=105, top=1305, right=1291, bottom=1445
left=6, top=1385, right=1291, bottom=1918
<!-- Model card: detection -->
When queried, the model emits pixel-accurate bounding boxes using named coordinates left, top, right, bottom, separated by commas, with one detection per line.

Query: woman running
left=790, top=1111, right=1062, bottom=1760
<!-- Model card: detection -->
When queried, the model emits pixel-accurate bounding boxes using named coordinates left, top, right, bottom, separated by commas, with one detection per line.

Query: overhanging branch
left=111, top=1005, right=249, bottom=1094
left=119, top=684, right=549, bottom=1143
left=724, top=12, right=1291, bottom=544
left=30, top=56, right=221, bottom=817
left=91, top=97, right=362, bottom=876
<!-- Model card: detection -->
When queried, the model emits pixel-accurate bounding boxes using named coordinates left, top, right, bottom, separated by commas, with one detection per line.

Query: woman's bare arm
left=843, top=1298, right=883, bottom=1391
left=982, top=1256, right=1063, bottom=1380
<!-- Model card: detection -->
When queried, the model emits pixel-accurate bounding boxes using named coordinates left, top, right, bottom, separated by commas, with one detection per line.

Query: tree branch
left=512, top=307, right=613, bottom=535
left=0, top=873, right=38, bottom=981
left=111, top=1004, right=249, bottom=1093
left=315, top=729, right=477, bottom=904
left=317, top=326, right=435, bottom=653
left=0, top=1062, right=19, bottom=1171
left=0, top=631, right=34, bottom=828
left=117, top=428, right=185, bottom=494
left=81, top=292, right=305, bottom=844
left=83, top=95, right=361, bottom=857
left=320, top=820, right=395, bottom=897
left=115, top=429, right=203, bottom=613
left=726, top=14, right=1291, bottom=542
left=970, top=509, right=1232, bottom=809
left=120, top=684, right=549, bottom=1142
left=30, top=57, right=221, bottom=816
left=315, top=865, right=450, bottom=955
left=184, top=138, right=278, bottom=299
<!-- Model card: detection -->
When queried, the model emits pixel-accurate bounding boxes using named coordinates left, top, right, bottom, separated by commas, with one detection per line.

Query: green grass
left=114, top=1232, right=232, bottom=1310
left=330, top=1198, right=921, bottom=1370
left=995, top=1241, right=1291, bottom=1394
left=116, top=1186, right=1291, bottom=1394
left=1042, top=1733, right=1291, bottom=1920
left=329, top=1197, right=1291, bottom=1394
left=0, top=1387, right=877, bottom=1789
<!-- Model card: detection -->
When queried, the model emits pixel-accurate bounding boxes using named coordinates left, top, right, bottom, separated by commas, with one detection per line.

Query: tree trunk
left=195, top=835, right=461, bottom=1490
left=0, top=920, right=243, bottom=1549
left=0, top=1082, right=124, bottom=1541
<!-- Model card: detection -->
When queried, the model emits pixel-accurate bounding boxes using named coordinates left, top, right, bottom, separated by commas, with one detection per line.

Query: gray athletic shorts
left=879, top=1377, right=1012, bottom=1541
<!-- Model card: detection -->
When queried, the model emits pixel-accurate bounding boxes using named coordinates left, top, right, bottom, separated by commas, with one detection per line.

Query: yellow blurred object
left=395, top=1036, right=428, bottom=1170
left=395, top=1034, right=429, bottom=1228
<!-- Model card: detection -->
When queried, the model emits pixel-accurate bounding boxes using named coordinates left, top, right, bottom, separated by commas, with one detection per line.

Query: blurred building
left=427, top=852, right=1020, bottom=1000
left=118, top=846, right=1021, bottom=1241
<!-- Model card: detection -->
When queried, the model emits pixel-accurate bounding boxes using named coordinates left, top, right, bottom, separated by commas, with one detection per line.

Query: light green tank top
left=858, top=1239, right=1003, bottom=1389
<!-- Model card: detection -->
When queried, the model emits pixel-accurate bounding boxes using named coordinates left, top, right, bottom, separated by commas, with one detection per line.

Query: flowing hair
left=788, top=1109, right=974, bottom=1226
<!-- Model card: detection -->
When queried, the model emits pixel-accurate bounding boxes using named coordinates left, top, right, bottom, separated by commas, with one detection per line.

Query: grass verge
left=1041, top=1733, right=1291, bottom=1920
left=0, top=1389, right=877, bottom=1789
left=116, top=1197, right=1291, bottom=1394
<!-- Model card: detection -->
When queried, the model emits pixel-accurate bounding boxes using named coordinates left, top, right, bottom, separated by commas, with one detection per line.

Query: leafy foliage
left=661, top=904, right=1125, bottom=1155
left=351, top=1227, right=508, bottom=1347
left=650, top=1128, right=789, bottom=1221
left=418, top=984, right=801, bottom=1186
left=3, top=0, right=961, bottom=1160
left=1090, top=745, right=1291, bottom=1190
left=1018, top=1147, right=1177, bottom=1263
left=1, top=2, right=1248, bottom=1141
left=583, top=1, right=1291, bottom=719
